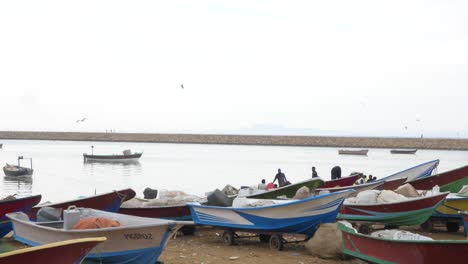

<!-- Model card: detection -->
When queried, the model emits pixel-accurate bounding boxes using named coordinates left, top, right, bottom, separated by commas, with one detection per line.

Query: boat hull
left=409, top=165, right=468, bottom=193
left=433, top=195, right=468, bottom=218
left=83, top=153, right=142, bottom=162
left=0, top=195, right=42, bottom=238
left=339, top=222, right=468, bottom=264
left=246, top=178, right=324, bottom=199
left=8, top=209, right=185, bottom=264
left=28, top=189, right=135, bottom=220
left=380, top=178, right=407, bottom=190
left=0, top=237, right=105, bottom=264
left=338, top=193, right=448, bottom=226
left=3, top=167, right=33, bottom=177
left=379, top=159, right=439, bottom=183
left=390, top=149, right=417, bottom=154
left=338, top=149, right=368, bottom=155
left=321, top=174, right=362, bottom=188
left=316, top=181, right=384, bottom=196
left=119, top=205, right=192, bottom=221
left=189, top=190, right=353, bottom=237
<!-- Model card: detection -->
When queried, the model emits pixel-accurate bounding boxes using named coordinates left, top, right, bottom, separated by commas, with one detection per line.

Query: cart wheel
left=222, top=230, right=235, bottom=246
left=259, top=234, right=271, bottom=243
left=421, top=219, right=434, bottom=232
left=269, top=234, right=284, bottom=251
left=358, top=225, right=371, bottom=235
left=446, top=222, right=460, bottom=232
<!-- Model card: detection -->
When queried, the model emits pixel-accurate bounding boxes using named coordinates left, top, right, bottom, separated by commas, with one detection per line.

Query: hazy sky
left=1, top=1, right=467, bottom=138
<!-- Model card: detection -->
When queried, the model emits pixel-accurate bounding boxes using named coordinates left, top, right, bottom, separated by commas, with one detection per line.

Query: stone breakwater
left=0, top=131, right=468, bottom=150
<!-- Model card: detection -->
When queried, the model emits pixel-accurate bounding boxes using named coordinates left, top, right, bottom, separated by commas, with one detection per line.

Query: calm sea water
left=0, top=139, right=467, bottom=203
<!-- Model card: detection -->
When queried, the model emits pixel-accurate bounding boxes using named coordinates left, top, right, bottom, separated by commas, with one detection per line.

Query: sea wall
left=1, top=131, right=467, bottom=150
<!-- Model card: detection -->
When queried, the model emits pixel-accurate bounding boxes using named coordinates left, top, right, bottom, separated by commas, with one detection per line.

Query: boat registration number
left=124, top=233, right=153, bottom=240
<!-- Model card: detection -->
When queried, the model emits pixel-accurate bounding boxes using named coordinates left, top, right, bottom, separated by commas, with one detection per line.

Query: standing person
left=331, top=166, right=342, bottom=180
left=258, top=179, right=267, bottom=190
left=312, top=166, right=318, bottom=178
left=273, top=168, right=291, bottom=187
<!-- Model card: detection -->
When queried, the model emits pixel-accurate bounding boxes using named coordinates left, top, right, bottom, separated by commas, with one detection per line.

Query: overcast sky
left=1, top=1, right=467, bottom=138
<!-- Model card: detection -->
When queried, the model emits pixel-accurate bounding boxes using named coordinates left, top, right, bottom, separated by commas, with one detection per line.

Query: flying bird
left=181, top=84, right=184, bottom=89
left=76, top=118, right=87, bottom=123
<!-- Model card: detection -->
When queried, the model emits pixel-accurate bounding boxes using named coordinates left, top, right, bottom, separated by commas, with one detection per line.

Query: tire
left=421, top=220, right=434, bottom=232
left=181, top=225, right=196, bottom=235
left=446, top=222, right=460, bottom=232
left=269, top=234, right=284, bottom=251
left=259, top=234, right=271, bottom=243
left=358, top=225, right=371, bottom=235
left=222, top=230, right=235, bottom=246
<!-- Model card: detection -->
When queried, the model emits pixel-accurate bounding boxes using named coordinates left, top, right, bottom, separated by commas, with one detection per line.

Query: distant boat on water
left=390, top=149, right=418, bottom=154
left=338, top=149, right=368, bottom=155
left=3, top=156, right=33, bottom=176
left=83, top=146, right=142, bottom=162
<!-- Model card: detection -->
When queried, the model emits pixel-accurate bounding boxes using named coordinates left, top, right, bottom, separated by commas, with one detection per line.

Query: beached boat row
left=1, top=159, right=468, bottom=262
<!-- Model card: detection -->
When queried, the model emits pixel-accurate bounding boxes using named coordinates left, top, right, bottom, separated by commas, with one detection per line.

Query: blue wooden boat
left=376, top=159, right=439, bottom=183
left=188, top=190, right=354, bottom=250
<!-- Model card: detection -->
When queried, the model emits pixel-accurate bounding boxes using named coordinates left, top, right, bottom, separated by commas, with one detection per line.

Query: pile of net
left=121, top=189, right=205, bottom=208
left=345, top=183, right=426, bottom=204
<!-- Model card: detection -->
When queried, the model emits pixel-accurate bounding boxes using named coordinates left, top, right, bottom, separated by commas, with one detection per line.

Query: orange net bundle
left=73, top=217, right=121, bottom=229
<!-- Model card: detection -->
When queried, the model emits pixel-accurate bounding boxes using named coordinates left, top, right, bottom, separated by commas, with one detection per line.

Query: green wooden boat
left=246, top=178, right=324, bottom=199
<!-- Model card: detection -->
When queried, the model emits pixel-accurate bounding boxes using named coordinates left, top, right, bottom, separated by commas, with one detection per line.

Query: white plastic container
left=63, top=205, right=80, bottom=230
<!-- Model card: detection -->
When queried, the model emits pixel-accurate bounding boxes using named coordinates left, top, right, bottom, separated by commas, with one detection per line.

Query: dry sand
left=159, top=225, right=467, bottom=264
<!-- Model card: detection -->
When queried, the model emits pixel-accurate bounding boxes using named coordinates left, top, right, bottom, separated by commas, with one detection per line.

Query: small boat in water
left=338, top=221, right=468, bottom=264
left=3, top=156, right=34, bottom=176
left=7, top=208, right=190, bottom=264
left=28, top=188, right=136, bottom=220
left=83, top=146, right=142, bottom=162
left=0, top=194, right=42, bottom=238
left=390, top=149, right=418, bottom=154
left=0, top=237, right=106, bottom=264
left=338, top=149, right=369, bottom=155
left=246, top=177, right=324, bottom=199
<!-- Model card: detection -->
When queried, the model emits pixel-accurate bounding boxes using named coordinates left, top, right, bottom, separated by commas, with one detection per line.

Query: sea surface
left=0, top=139, right=467, bottom=203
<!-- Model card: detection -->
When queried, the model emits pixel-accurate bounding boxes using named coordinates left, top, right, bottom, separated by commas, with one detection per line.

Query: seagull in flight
left=76, top=118, right=87, bottom=123
left=181, top=84, right=184, bottom=89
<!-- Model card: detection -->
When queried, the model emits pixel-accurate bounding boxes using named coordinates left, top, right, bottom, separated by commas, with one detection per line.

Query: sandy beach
left=1, top=131, right=468, bottom=150
left=158, top=225, right=467, bottom=264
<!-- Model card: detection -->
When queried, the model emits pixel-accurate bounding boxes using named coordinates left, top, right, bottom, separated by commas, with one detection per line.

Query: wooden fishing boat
left=321, top=173, right=363, bottom=188
left=0, top=195, right=42, bottom=238
left=28, top=188, right=136, bottom=220
left=338, top=149, right=368, bottom=155
left=0, top=237, right=106, bottom=264
left=3, top=156, right=34, bottom=177
left=246, top=177, right=324, bottom=199
left=338, top=192, right=449, bottom=226
left=390, top=149, right=418, bottom=154
left=315, top=181, right=384, bottom=195
left=338, top=221, right=468, bottom=264
left=422, top=194, right=468, bottom=232
left=377, top=159, right=439, bottom=183
left=83, top=149, right=142, bottom=162
left=380, top=177, right=407, bottom=190
left=409, top=165, right=468, bottom=193
left=7, top=208, right=190, bottom=264
left=188, top=190, right=354, bottom=250
left=119, top=204, right=191, bottom=221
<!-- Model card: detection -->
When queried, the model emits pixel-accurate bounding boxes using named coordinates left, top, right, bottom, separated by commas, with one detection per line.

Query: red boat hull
left=119, top=205, right=191, bottom=220
left=0, top=238, right=105, bottom=264
left=409, top=165, right=468, bottom=190
left=28, top=189, right=135, bottom=220
left=340, top=193, right=448, bottom=216
left=0, top=195, right=42, bottom=237
left=341, top=226, right=468, bottom=264
left=380, top=178, right=407, bottom=190
left=322, top=174, right=362, bottom=188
